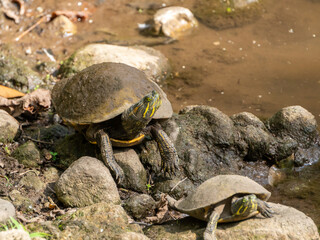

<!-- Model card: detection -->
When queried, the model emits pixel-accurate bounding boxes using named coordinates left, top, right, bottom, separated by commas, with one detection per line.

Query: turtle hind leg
left=96, top=129, right=124, bottom=184
left=204, top=211, right=220, bottom=240
left=150, top=124, right=179, bottom=176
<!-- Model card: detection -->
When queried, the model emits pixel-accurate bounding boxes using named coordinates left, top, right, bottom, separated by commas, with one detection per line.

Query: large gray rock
left=59, top=43, right=170, bottom=83
left=55, top=156, right=120, bottom=207
left=145, top=203, right=320, bottom=240
left=114, top=149, right=147, bottom=192
left=0, top=109, right=19, bottom=143
left=267, top=106, right=318, bottom=148
left=0, top=199, right=15, bottom=223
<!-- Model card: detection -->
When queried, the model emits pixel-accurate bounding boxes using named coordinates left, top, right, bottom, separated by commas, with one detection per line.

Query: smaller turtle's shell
left=52, top=62, right=173, bottom=125
left=175, top=175, right=271, bottom=212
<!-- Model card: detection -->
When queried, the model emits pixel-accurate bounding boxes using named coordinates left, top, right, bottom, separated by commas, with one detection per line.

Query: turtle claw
left=258, top=201, right=274, bottom=218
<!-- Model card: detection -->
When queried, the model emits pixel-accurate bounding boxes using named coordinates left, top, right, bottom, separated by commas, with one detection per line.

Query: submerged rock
left=145, top=203, right=319, bottom=240
left=141, top=6, right=198, bottom=39
left=0, top=109, right=19, bottom=143
left=55, top=156, right=120, bottom=207
left=59, top=43, right=170, bottom=83
left=193, top=0, right=263, bottom=30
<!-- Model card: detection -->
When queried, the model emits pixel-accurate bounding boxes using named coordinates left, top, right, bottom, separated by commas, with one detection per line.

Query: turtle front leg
left=96, top=130, right=124, bottom=184
left=150, top=125, right=179, bottom=175
left=204, top=211, right=220, bottom=240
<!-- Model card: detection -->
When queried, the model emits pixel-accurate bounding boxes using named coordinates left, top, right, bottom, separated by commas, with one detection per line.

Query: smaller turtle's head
left=133, top=90, right=162, bottom=121
left=231, top=194, right=258, bottom=216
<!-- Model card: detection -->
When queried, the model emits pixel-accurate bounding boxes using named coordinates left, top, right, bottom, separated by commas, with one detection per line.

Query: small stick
left=15, top=15, right=48, bottom=41
left=169, top=177, right=188, bottom=193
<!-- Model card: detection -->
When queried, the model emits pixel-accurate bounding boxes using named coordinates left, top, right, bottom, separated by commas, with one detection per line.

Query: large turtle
left=52, top=62, right=179, bottom=183
left=166, top=175, right=273, bottom=240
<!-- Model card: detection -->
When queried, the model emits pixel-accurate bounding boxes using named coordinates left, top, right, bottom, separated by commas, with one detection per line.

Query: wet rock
left=25, top=124, right=73, bottom=143
left=0, top=198, right=15, bottom=223
left=0, top=229, right=31, bottom=240
left=141, top=6, right=198, bottom=39
left=268, top=165, right=288, bottom=187
left=267, top=106, right=318, bottom=148
left=114, top=149, right=147, bottom=192
left=12, top=141, right=42, bottom=168
left=55, top=156, right=120, bottom=207
left=29, top=202, right=146, bottom=239
left=145, top=203, right=320, bottom=240
left=231, top=112, right=266, bottom=130
left=58, top=43, right=170, bottom=83
left=19, top=172, right=46, bottom=192
left=193, top=0, right=263, bottom=30
left=49, top=15, right=77, bottom=37
left=54, top=133, right=96, bottom=169
left=294, top=145, right=320, bottom=167
left=123, top=194, right=156, bottom=220
left=0, top=109, right=19, bottom=143
left=163, top=105, right=241, bottom=184
left=0, top=45, right=42, bottom=92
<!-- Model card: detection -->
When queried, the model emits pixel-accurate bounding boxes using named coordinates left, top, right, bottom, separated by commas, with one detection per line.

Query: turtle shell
left=52, top=62, right=173, bottom=125
left=175, top=175, right=271, bottom=212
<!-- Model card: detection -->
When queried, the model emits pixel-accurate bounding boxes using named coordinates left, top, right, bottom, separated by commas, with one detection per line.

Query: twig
left=169, top=177, right=188, bottom=193
left=23, top=135, right=54, bottom=145
left=15, top=15, right=49, bottom=41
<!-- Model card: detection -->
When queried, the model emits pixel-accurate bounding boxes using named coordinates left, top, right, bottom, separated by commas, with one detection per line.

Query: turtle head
left=231, top=194, right=258, bottom=217
left=132, top=90, right=162, bottom=121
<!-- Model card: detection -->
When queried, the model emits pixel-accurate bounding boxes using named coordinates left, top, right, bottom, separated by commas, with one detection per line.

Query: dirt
left=0, top=0, right=320, bottom=232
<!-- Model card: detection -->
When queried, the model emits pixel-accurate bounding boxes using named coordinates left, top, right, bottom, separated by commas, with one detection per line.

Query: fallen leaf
left=0, top=88, right=51, bottom=117
left=0, top=85, right=25, bottom=98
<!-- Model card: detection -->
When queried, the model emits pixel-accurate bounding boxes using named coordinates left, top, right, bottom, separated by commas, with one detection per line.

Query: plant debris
left=0, top=89, right=51, bottom=117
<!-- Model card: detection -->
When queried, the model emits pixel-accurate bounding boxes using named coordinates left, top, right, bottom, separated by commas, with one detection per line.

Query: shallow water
left=1, top=0, right=320, bottom=229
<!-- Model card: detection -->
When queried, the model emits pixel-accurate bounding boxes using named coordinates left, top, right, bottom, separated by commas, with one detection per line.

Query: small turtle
left=166, top=175, right=273, bottom=240
left=52, top=62, right=179, bottom=183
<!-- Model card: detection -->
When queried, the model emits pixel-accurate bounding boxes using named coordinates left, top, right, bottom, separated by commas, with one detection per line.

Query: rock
left=114, top=149, right=147, bottom=192
left=123, top=194, right=156, bottom=220
left=231, top=112, right=266, bottom=130
left=162, top=105, right=241, bottom=183
left=294, top=145, right=320, bottom=167
left=12, top=141, right=42, bottom=168
left=267, top=106, right=318, bottom=148
left=24, top=124, right=73, bottom=143
left=118, top=232, right=150, bottom=240
left=8, top=190, right=34, bottom=213
left=49, top=15, right=77, bottom=37
left=0, top=198, right=15, bottom=223
left=145, top=203, right=320, bottom=240
left=42, top=167, right=60, bottom=183
left=141, top=6, right=198, bottom=39
left=153, top=178, right=195, bottom=200
left=193, top=0, right=263, bottom=30
left=0, top=109, right=19, bottom=143
left=0, top=229, right=31, bottom=240
left=29, top=202, right=147, bottom=239
left=58, top=43, right=170, bottom=83
left=19, top=172, right=46, bottom=192
left=55, top=156, right=120, bottom=207
left=0, top=45, right=42, bottom=92
left=54, top=133, right=96, bottom=169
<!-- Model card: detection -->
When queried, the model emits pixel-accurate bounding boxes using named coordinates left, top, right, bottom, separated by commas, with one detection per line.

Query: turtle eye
left=145, top=96, right=152, bottom=102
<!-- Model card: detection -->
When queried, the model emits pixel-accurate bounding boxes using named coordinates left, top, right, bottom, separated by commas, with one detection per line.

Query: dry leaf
left=0, top=85, right=25, bottom=98
left=0, top=88, right=51, bottom=117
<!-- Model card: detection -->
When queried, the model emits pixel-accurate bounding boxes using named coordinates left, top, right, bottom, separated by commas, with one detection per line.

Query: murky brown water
left=1, top=0, right=320, bottom=229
